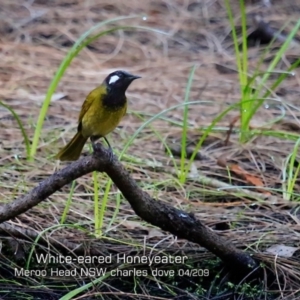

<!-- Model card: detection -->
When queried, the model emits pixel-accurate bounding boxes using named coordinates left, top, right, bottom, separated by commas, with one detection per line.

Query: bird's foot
left=92, top=141, right=114, bottom=163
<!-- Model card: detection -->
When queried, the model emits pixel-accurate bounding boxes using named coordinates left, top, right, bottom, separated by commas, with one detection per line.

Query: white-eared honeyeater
left=56, top=70, right=140, bottom=161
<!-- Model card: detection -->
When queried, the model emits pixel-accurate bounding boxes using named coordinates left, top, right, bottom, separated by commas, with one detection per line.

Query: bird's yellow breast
left=80, top=95, right=127, bottom=138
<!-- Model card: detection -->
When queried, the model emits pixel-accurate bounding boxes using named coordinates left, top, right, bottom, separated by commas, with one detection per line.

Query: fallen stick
left=0, top=144, right=258, bottom=276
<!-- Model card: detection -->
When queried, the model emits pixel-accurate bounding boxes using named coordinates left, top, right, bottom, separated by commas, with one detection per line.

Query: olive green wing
left=78, top=86, right=103, bottom=123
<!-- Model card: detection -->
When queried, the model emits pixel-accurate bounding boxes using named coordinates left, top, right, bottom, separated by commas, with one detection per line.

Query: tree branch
left=0, top=144, right=258, bottom=275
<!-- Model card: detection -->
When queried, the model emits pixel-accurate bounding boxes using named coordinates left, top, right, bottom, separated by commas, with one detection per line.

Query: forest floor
left=0, top=0, right=300, bottom=299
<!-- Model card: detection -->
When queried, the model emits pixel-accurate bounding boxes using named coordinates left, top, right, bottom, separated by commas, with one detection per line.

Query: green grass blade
left=93, top=171, right=100, bottom=236
left=60, top=180, right=76, bottom=224
left=225, top=0, right=252, bottom=141
left=246, top=19, right=300, bottom=126
left=263, top=58, right=300, bottom=100
left=118, top=101, right=213, bottom=160
left=131, top=111, right=180, bottom=176
left=26, top=224, right=73, bottom=270
left=239, top=0, right=251, bottom=140
left=285, top=138, right=300, bottom=201
left=60, top=270, right=111, bottom=300
left=184, top=98, right=260, bottom=176
left=180, top=65, right=196, bottom=183
left=224, top=0, right=243, bottom=92
left=0, top=100, right=30, bottom=158
left=97, top=178, right=112, bottom=236
left=107, top=191, right=122, bottom=231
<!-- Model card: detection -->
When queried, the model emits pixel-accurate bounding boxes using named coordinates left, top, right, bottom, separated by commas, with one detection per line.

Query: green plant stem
left=180, top=65, right=196, bottom=183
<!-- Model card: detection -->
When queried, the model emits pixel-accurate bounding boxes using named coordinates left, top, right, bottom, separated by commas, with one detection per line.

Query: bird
left=56, top=70, right=141, bottom=161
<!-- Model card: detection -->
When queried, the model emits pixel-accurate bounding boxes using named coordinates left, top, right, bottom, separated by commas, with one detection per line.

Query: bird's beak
left=129, top=74, right=141, bottom=81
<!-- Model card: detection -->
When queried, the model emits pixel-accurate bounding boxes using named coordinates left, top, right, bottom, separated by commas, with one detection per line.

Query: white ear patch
left=109, top=75, right=120, bottom=84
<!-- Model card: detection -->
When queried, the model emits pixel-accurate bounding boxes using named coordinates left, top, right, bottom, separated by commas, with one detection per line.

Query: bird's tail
left=56, top=132, right=88, bottom=161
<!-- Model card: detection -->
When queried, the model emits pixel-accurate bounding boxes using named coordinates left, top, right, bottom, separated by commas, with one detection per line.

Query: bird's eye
left=108, top=75, right=120, bottom=85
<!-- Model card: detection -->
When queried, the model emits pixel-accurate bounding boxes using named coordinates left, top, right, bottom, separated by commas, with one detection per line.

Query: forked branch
left=0, top=144, right=258, bottom=276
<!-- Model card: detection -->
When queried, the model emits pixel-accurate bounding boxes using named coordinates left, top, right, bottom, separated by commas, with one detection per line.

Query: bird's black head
left=104, top=70, right=141, bottom=94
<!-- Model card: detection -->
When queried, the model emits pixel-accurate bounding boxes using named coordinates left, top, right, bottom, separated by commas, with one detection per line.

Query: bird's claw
left=92, top=142, right=114, bottom=163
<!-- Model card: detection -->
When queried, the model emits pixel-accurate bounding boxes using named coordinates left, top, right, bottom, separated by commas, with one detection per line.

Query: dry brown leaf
left=217, top=156, right=271, bottom=196
left=229, top=164, right=270, bottom=195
